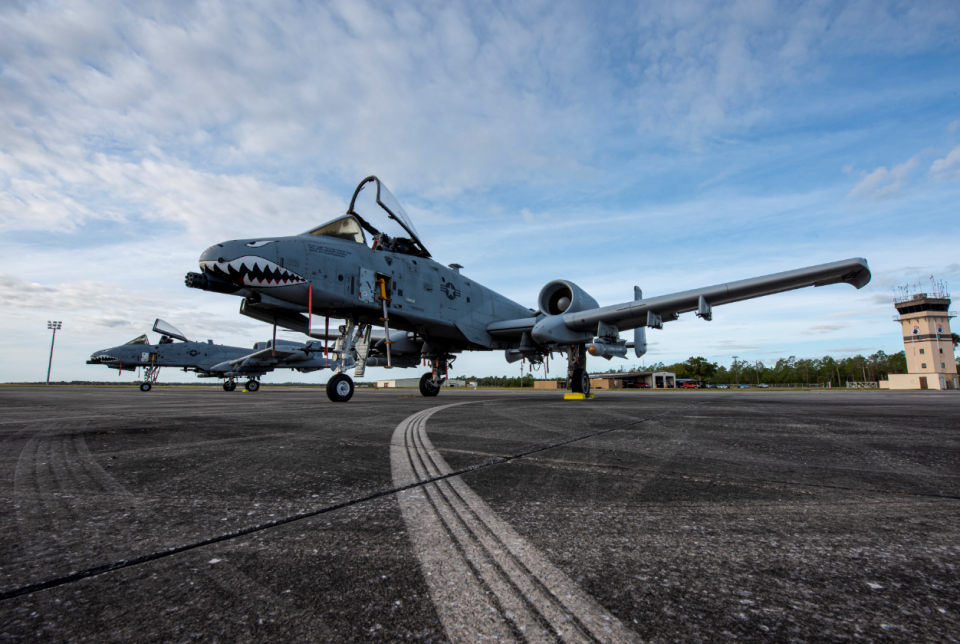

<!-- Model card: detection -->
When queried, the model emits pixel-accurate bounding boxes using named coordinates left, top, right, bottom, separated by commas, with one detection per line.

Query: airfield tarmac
left=0, top=387, right=958, bottom=642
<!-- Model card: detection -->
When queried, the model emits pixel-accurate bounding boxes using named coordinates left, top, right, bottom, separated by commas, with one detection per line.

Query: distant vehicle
left=704, top=384, right=716, bottom=389
left=758, top=383, right=771, bottom=388
left=738, top=384, right=751, bottom=389
left=717, top=384, right=729, bottom=389
left=680, top=381, right=699, bottom=389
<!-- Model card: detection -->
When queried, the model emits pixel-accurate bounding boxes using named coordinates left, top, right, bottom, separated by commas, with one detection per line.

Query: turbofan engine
left=531, top=280, right=600, bottom=345
left=537, top=280, right=600, bottom=316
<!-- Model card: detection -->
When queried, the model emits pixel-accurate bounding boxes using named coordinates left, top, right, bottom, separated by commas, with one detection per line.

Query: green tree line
left=611, top=351, right=915, bottom=386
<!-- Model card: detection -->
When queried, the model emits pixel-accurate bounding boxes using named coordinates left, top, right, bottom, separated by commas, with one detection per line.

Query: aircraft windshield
left=307, top=216, right=366, bottom=244
left=125, top=334, right=149, bottom=345
left=153, top=319, right=188, bottom=342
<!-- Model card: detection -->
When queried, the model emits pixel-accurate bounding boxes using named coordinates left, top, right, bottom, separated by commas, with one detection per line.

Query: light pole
left=732, top=356, right=739, bottom=386
left=46, top=321, right=62, bottom=385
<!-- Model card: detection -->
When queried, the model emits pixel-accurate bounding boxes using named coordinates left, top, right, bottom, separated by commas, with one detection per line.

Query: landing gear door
left=358, top=268, right=376, bottom=304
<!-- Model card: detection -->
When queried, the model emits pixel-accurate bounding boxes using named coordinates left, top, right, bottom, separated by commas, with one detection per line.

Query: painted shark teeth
left=200, top=255, right=307, bottom=288
left=90, top=354, right=119, bottom=363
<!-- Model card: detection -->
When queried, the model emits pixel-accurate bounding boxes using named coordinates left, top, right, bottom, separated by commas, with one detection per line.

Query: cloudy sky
left=2, top=0, right=959, bottom=383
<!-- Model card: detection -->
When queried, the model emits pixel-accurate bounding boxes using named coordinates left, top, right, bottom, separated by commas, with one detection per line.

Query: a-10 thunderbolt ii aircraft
left=87, top=319, right=340, bottom=391
left=185, top=176, right=872, bottom=403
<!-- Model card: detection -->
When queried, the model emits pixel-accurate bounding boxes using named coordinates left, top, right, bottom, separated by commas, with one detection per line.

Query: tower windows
left=919, top=348, right=925, bottom=354
left=921, top=363, right=927, bottom=368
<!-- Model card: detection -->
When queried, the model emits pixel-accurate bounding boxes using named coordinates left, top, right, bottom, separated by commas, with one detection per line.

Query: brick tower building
left=881, top=282, right=957, bottom=390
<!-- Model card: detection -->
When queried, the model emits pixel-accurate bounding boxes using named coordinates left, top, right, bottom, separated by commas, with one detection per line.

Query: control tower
left=881, top=280, right=957, bottom=390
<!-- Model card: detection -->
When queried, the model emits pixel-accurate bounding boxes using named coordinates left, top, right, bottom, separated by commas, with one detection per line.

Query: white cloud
left=930, top=144, right=960, bottom=181
left=802, top=323, right=847, bottom=335
left=847, top=155, right=920, bottom=200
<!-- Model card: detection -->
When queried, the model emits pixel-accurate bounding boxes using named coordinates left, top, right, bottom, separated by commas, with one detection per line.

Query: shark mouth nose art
left=200, top=256, right=307, bottom=288
left=90, top=354, right=120, bottom=364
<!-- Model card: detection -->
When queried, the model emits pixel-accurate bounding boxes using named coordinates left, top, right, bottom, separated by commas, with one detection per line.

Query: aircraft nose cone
left=199, top=245, right=224, bottom=263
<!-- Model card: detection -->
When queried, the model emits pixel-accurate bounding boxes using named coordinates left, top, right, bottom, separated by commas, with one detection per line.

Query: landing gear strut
left=139, top=365, right=160, bottom=392
left=567, top=344, right=590, bottom=395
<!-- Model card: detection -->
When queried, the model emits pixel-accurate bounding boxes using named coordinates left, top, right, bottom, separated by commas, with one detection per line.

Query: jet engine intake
left=537, top=280, right=600, bottom=316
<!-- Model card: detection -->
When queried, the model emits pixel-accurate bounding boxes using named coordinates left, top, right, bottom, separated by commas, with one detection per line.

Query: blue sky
left=2, top=0, right=959, bottom=383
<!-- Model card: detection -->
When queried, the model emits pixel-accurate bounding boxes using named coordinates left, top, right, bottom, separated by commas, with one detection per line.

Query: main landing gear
left=567, top=343, right=590, bottom=395
left=419, top=354, right=453, bottom=397
left=138, top=365, right=161, bottom=392
left=326, top=373, right=355, bottom=402
left=245, top=380, right=260, bottom=392
left=223, top=380, right=237, bottom=392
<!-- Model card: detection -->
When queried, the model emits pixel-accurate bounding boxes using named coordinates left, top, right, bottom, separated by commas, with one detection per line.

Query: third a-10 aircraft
left=185, top=176, right=872, bottom=402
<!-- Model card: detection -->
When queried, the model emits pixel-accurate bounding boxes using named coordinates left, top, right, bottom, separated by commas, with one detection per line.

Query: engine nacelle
left=537, top=280, right=600, bottom=316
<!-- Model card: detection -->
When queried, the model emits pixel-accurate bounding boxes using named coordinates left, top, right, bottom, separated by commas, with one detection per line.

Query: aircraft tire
left=326, top=374, right=354, bottom=402
left=246, top=380, right=260, bottom=392
left=223, top=381, right=236, bottom=392
left=140, top=383, right=152, bottom=392
left=570, top=368, right=590, bottom=395
left=419, top=373, right=441, bottom=397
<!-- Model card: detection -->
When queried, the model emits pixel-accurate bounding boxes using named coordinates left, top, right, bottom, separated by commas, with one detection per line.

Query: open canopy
left=346, top=176, right=431, bottom=258
left=153, top=319, right=188, bottom=342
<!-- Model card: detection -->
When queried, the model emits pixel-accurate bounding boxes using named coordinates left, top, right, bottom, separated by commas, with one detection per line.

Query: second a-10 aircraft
left=88, top=319, right=349, bottom=391
left=185, top=176, right=872, bottom=402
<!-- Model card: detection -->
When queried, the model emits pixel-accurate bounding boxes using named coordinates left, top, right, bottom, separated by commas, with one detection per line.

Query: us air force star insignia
left=189, top=349, right=199, bottom=356
left=440, top=282, right=461, bottom=300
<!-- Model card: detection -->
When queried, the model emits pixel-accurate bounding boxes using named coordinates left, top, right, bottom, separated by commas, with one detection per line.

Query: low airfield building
left=376, top=378, right=466, bottom=388
left=589, top=371, right=677, bottom=389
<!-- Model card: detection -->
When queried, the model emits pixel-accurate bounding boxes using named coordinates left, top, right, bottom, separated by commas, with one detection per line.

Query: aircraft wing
left=488, top=258, right=871, bottom=341
left=230, top=347, right=300, bottom=367
left=567, top=257, right=870, bottom=332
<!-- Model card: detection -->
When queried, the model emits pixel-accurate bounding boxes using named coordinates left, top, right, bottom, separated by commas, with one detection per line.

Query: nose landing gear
left=223, top=379, right=237, bottom=392
left=138, top=365, right=161, bottom=392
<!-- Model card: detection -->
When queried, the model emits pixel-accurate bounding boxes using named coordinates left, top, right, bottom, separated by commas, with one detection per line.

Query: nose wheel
left=139, top=383, right=152, bottom=392
left=223, top=380, right=237, bottom=392
left=326, top=373, right=355, bottom=402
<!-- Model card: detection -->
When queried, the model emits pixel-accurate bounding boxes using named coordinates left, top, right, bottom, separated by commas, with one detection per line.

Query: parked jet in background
left=87, top=319, right=336, bottom=392
left=186, top=176, right=872, bottom=402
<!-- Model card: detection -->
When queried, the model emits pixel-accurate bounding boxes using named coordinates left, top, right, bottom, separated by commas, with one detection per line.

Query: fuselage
left=197, top=229, right=534, bottom=352
left=88, top=340, right=253, bottom=372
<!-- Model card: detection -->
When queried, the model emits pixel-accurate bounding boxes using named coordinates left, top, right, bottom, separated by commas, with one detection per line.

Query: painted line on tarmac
left=0, top=400, right=702, bottom=603
left=392, top=403, right=643, bottom=643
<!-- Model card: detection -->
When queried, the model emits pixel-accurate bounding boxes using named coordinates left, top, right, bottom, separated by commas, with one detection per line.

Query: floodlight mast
left=46, top=321, right=62, bottom=386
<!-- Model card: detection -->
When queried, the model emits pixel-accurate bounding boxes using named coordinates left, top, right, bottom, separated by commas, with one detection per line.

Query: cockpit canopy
left=153, top=319, right=188, bottom=342
left=303, top=176, right=431, bottom=258
left=124, top=334, right=149, bottom=345
left=307, top=215, right=366, bottom=244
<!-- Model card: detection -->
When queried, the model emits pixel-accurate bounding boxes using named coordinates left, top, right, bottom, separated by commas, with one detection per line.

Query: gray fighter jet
left=87, top=319, right=333, bottom=391
left=186, top=176, right=872, bottom=402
